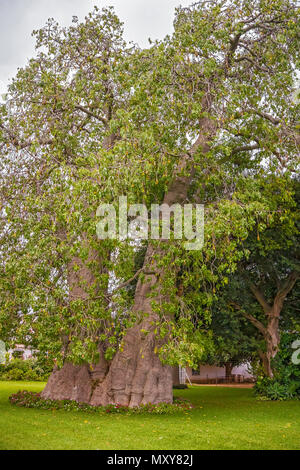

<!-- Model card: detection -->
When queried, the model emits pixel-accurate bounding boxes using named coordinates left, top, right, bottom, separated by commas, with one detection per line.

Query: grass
left=0, top=381, right=299, bottom=450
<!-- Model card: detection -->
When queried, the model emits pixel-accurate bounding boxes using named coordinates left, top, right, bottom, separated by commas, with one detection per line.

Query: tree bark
left=90, top=116, right=217, bottom=406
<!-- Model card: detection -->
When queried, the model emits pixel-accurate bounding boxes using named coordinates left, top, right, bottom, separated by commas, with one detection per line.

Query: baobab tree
left=0, top=1, right=299, bottom=405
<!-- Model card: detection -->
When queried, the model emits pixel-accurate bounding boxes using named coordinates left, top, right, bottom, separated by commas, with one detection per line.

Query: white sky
left=0, top=0, right=193, bottom=95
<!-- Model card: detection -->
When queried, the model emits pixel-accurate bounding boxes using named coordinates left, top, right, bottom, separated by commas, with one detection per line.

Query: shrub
left=23, top=370, right=40, bottom=381
left=9, top=390, right=193, bottom=415
left=255, top=376, right=298, bottom=401
left=1, top=368, right=25, bottom=381
left=0, top=358, right=50, bottom=382
left=4, top=358, right=31, bottom=372
left=254, top=333, right=300, bottom=401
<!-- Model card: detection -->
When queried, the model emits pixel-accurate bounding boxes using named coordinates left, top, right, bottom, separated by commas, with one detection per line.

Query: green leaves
left=0, top=1, right=299, bottom=368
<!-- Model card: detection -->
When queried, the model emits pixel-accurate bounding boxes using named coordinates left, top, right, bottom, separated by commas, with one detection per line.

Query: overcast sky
left=0, top=0, right=193, bottom=95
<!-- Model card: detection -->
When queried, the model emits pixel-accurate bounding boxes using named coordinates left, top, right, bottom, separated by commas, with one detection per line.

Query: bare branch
left=74, top=105, right=108, bottom=125
left=231, top=143, right=260, bottom=155
left=0, top=122, right=53, bottom=150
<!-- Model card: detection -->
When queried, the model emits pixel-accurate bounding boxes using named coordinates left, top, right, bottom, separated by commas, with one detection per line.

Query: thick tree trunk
left=41, top=247, right=110, bottom=401
left=91, top=318, right=173, bottom=406
left=42, top=117, right=216, bottom=406
left=41, top=363, right=92, bottom=402
left=42, top=245, right=174, bottom=406
left=41, top=347, right=108, bottom=402
left=90, top=241, right=178, bottom=406
left=91, top=116, right=216, bottom=406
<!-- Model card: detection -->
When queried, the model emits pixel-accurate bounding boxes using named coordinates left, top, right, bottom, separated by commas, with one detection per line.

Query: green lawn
left=0, top=381, right=299, bottom=450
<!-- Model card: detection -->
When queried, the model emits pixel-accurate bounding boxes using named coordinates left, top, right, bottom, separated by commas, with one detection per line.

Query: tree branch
left=74, top=105, right=108, bottom=125
left=79, top=268, right=157, bottom=303
left=242, top=311, right=267, bottom=337
left=245, top=109, right=280, bottom=125
left=229, top=301, right=267, bottom=337
left=249, top=283, right=271, bottom=314
left=0, top=123, right=53, bottom=150
left=273, top=270, right=299, bottom=312
left=231, top=143, right=260, bottom=155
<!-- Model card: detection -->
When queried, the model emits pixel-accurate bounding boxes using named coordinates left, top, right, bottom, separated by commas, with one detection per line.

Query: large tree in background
left=176, top=176, right=299, bottom=380
left=226, top=178, right=299, bottom=377
left=200, top=307, right=259, bottom=380
left=0, top=1, right=299, bottom=406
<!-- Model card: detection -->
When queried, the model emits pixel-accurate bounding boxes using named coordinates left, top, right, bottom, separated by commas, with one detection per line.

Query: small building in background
left=8, top=344, right=34, bottom=360
left=180, top=363, right=254, bottom=384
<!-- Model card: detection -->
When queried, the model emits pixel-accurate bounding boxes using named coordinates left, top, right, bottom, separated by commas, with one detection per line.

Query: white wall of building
left=232, top=363, right=253, bottom=379
left=7, top=345, right=34, bottom=360
left=185, top=363, right=254, bottom=381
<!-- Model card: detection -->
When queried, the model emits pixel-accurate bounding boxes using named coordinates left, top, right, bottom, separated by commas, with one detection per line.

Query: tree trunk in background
left=172, top=366, right=181, bottom=386
left=247, top=271, right=298, bottom=377
left=263, top=314, right=280, bottom=378
left=259, top=351, right=272, bottom=378
left=225, top=362, right=233, bottom=381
